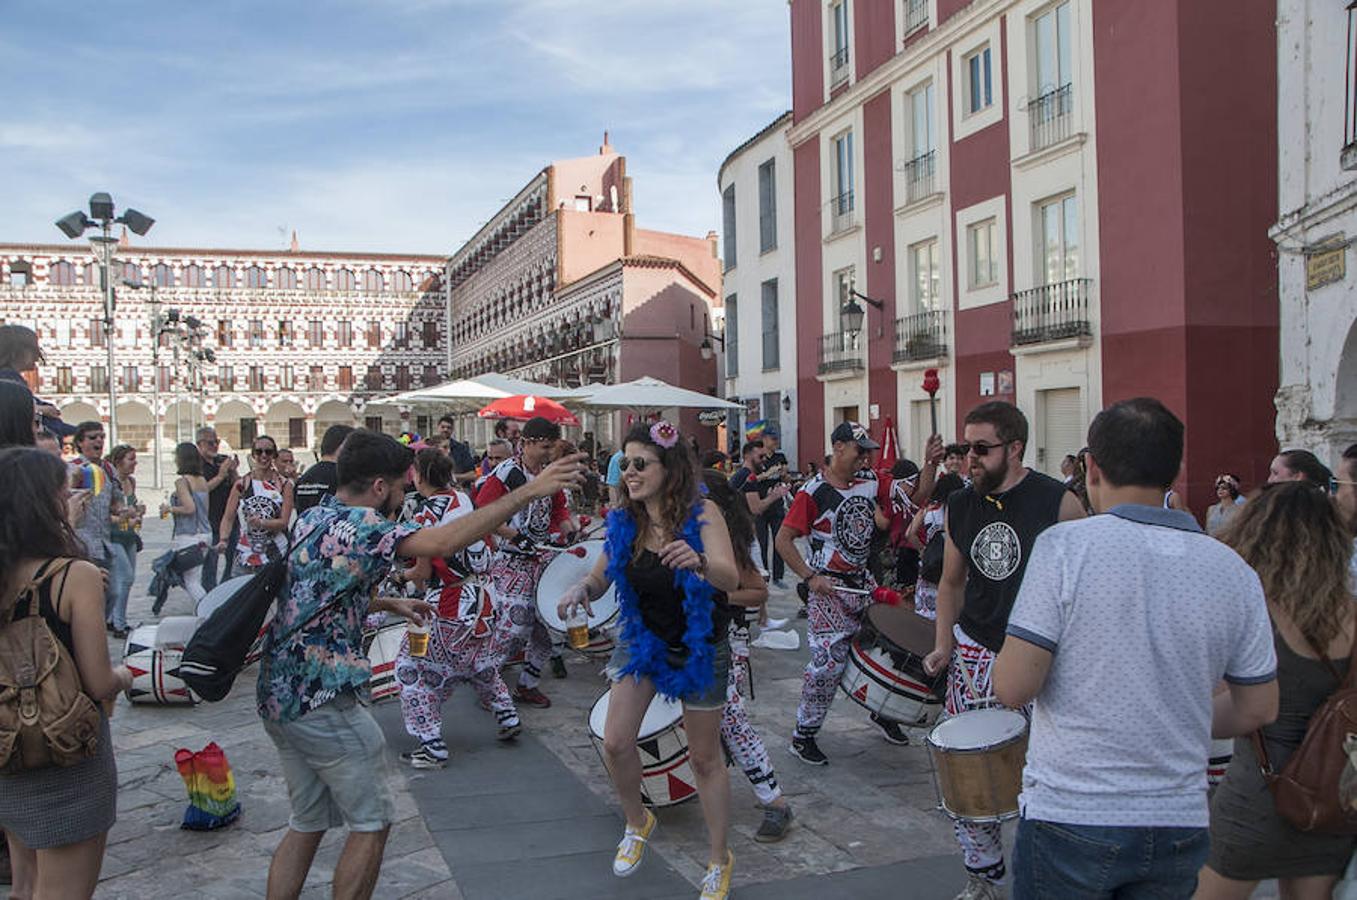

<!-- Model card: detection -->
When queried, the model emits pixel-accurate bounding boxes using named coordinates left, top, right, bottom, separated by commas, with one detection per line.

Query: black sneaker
left=550, top=655, right=568, bottom=679
left=789, top=735, right=828, bottom=765
left=870, top=713, right=911, bottom=746
left=754, top=802, right=794, bottom=842
left=401, top=743, right=448, bottom=769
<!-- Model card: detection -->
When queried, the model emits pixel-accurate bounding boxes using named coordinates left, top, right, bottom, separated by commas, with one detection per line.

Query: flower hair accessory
left=649, top=420, right=679, bottom=449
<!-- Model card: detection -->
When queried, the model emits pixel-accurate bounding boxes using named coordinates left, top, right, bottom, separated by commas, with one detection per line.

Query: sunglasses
left=1329, top=477, right=1357, bottom=495
left=958, top=440, right=1012, bottom=457
left=252, top=447, right=278, bottom=458
left=618, top=456, right=654, bottom=473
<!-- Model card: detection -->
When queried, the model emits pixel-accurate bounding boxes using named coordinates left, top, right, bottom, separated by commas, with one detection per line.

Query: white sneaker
left=954, top=874, right=1005, bottom=900
left=612, top=809, right=656, bottom=877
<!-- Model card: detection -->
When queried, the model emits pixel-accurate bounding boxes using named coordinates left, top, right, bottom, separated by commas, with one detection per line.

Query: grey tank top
left=172, top=488, right=211, bottom=537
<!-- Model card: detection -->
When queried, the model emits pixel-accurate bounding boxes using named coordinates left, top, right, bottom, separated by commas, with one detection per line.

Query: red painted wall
left=855, top=0, right=896, bottom=80
left=794, top=139, right=826, bottom=461
left=863, top=89, right=898, bottom=431
left=1094, top=0, right=1278, bottom=510
left=937, top=0, right=971, bottom=27
left=791, top=0, right=824, bottom=124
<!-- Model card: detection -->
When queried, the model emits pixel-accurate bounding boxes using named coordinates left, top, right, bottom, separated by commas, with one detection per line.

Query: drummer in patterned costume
left=777, top=422, right=941, bottom=764
left=394, top=450, right=516, bottom=769
left=476, top=417, right=576, bottom=709
left=920, top=401, right=1083, bottom=900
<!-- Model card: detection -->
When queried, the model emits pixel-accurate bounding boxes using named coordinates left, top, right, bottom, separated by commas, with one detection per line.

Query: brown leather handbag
left=1253, top=631, right=1357, bottom=834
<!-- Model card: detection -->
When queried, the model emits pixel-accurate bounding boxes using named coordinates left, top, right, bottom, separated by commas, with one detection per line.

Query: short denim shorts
left=604, top=638, right=731, bottom=711
left=262, top=692, right=395, bottom=833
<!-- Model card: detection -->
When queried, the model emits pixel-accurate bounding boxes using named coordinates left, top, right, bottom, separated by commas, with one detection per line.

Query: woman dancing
left=560, top=422, right=741, bottom=900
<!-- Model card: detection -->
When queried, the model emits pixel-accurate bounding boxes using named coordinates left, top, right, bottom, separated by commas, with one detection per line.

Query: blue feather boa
left=605, top=503, right=716, bottom=701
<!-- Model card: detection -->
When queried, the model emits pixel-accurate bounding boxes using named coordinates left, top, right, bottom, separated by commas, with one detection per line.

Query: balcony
left=829, top=190, right=856, bottom=235
left=900, top=150, right=936, bottom=205
left=829, top=47, right=850, bottom=87
left=817, top=330, right=864, bottom=376
left=1029, top=83, right=1074, bottom=151
left=903, top=0, right=928, bottom=35
left=894, top=310, right=948, bottom=363
left=1011, top=278, right=1093, bottom=347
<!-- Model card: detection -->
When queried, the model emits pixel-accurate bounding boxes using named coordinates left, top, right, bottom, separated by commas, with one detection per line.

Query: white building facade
left=1272, top=0, right=1357, bottom=461
left=717, top=111, right=799, bottom=462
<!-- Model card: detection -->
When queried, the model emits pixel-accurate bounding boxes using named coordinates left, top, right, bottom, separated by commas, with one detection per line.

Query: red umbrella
left=476, top=394, right=579, bottom=426
left=877, top=416, right=899, bottom=473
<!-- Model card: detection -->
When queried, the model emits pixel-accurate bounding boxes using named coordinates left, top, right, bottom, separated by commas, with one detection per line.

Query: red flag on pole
left=878, top=416, right=899, bottom=473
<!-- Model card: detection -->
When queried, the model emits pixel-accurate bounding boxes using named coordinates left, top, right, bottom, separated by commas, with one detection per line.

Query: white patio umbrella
left=570, top=376, right=742, bottom=412
left=387, top=373, right=571, bottom=408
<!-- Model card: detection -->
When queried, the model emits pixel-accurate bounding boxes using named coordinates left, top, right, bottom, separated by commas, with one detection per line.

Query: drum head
left=537, top=541, right=618, bottom=630
left=929, top=708, right=1027, bottom=750
left=195, top=574, right=255, bottom=620
left=865, top=603, right=936, bottom=656
left=587, top=689, right=684, bottom=741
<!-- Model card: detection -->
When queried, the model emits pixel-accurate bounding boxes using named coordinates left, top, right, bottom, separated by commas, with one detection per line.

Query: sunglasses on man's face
left=957, top=440, right=1011, bottom=457
left=618, top=456, right=654, bottom=473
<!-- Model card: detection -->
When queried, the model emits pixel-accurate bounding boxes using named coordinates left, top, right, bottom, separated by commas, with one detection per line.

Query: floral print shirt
left=256, top=496, right=421, bottom=723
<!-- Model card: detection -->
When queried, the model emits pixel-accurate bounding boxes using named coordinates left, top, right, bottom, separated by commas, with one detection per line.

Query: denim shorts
left=1013, top=817, right=1209, bottom=899
left=604, top=638, right=730, bottom=710
left=262, top=692, right=395, bottom=833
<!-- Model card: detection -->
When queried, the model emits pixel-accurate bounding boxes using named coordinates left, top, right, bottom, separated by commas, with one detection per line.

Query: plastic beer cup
left=565, top=605, right=590, bottom=651
left=407, top=621, right=430, bottom=657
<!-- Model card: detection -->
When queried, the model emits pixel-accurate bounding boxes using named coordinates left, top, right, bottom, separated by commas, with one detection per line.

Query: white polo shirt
left=1007, top=504, right=1277, bottom=828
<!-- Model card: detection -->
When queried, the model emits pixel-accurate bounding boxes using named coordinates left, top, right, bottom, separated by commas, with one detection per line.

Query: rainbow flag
left=175, top=742, right=241, bottom=830
left=71, top=462, right=104, bottom=494
left=745, top=419, right=767, bottom=440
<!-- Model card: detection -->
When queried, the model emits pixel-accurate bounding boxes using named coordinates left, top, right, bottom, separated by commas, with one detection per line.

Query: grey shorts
left=262, top=693, right=395, bottom=833
left=604, top=638, right=731, bottom=710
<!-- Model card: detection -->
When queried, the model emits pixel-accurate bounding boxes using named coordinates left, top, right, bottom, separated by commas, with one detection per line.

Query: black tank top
left=946, top=470, right=1067, bottom=651
left=624, top=549, right=730, bottom=650
left=9, top=560, right=76, bottom=656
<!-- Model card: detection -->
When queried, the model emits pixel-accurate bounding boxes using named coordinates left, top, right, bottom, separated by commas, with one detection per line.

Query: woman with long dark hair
left=1198, top=482, right=1357, bottom=899
left=559, top=422, right=741, bottom=898
left=0, top=379, right=36, bottom=448
left=161, top=443, right=216, bottom=604
left=0, top=448, right=132, bottom=898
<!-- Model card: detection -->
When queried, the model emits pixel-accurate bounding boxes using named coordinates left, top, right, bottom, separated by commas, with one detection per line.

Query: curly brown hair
left=1220, top=482, right=1354, bottom=651
left=620, top=423, right=699, bottom=555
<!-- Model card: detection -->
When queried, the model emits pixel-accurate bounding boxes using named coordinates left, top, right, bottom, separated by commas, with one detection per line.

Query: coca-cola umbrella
left=477, top=394, right=580, bottom=427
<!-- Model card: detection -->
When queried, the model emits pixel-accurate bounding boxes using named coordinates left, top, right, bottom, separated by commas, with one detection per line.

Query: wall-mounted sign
left=997, top=370, right=1014, bottom=395
left=980, top=371, right=996, bottom=397
left=697, top=409, right=726, bottom=427
left=1306, top=246, right=1346, bottom=291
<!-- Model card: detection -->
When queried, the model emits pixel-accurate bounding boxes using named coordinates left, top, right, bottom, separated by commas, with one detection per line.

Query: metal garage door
left=1036, top=387, right=1082, bottom=476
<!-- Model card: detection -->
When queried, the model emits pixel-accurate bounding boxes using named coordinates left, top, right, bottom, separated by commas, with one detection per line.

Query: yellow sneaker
left=699, top=849, right=734, bottom=899
left=612, top=809, right=657, bottom=877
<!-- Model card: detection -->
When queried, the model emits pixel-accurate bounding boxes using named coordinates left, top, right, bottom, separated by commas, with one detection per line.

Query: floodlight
left=89, top=192, right=114, bottom=221
left=55, top=210, right=89, bottom=239
left=119, top=208, right=154, bottom=236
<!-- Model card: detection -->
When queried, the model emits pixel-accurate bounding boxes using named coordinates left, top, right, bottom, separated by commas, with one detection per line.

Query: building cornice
left=0, top=242, right=443, bottom=263
left=717, top=111, right=794, bottom=186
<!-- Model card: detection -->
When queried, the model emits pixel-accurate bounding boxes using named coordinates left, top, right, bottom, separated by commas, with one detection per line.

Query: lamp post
left=840, top=275, right=884, bottom=336
left=56, top=193, right=154, bottom=444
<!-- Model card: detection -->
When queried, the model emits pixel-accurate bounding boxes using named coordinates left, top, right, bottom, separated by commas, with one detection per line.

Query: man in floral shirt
left=258, top=429, right=585, bottom=898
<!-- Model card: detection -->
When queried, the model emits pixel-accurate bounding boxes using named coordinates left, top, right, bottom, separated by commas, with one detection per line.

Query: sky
left=1, top=1, right=791, bottom=256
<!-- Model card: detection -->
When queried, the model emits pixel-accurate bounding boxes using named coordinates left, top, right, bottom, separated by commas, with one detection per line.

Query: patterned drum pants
left=793, top=581, right=873, bottom=739
left=396, top=618, right=519, bottom=742
left=721, top=619, right=781, bottom=806
left=944, top=624, right=1028, bottom=884
left=488, top=553, right=553, bottom=690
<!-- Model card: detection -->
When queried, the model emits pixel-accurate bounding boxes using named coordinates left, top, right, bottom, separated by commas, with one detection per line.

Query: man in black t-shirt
left=436, top=414, right=479, bottom=487
left=197, top=426, right=238, bottom=590
left=294, top=424, right=354, bottom=514
left=922, top=401, right=1083, bottom=896
left=758, top=428, right=791, bottom=585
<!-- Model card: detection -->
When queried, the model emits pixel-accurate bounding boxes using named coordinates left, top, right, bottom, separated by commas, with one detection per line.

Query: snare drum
left=195, top=574, right=269, bottom=666
left=927, top=708, right=1028, bottom=823
left=363, top=620, right=407, bottom=702
left=536, top=541, right=619, bottom=636
left=588, top=690, right=697, bottom=807
left=1207, top=737, right=1233, bottom=787
left=842, top=603, right=948, bottom=726
left=124, top=619, right=199, bottom=705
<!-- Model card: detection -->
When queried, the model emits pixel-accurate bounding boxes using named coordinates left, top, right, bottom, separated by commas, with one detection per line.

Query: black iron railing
left=901, top=150, right=936, bottom=204
left=830, top=47, right=850, bottom=85
left=829, top=189, right=855, bottom=234
left=894, top=310, right=948, bottom=362
left=1029, top=83, right=1073, bottom=151
left=818, top=330, right=864, bottom=375
left=1011, top=278, right=1093, bottom=346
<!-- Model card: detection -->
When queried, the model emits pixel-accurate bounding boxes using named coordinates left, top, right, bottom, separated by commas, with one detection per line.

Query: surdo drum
left=588, top=690, right=697, bottom=807
left=123, top=617, right=199, bottom=704
left=363, top=619, right=407, bottom=702
left=842, top=603, right=948, bottom=726
left=926, top=708, right=1029, bottom=823
left=536, top=541, right=619, bottom=656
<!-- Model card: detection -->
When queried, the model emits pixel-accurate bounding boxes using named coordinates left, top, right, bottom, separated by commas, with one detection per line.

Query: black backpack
left=178, top=560, right=288, bottom=701
left=918, top=530, right=946, bottom=584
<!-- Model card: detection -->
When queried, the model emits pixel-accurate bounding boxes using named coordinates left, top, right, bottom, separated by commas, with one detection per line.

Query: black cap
left=521, top=416, right=561, bottom=441
left=830, top=421, right=879, bottom=450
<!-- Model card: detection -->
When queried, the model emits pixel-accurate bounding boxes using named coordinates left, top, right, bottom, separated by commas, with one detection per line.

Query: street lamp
left=55, top=193, right=154, bottom=444
left=840, top=278, right=884, bottom=336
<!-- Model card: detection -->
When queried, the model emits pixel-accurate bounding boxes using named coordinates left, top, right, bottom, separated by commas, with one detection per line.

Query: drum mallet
left=923, top=368, right=940, bottom=436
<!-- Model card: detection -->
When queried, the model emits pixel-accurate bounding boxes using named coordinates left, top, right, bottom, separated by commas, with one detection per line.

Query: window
left=965, top=46, right=993, bottom=115
left=830, top=0, right=850, bottom=86
left=396, top=365, right=411, bottom=391
left=90, top=366, right=108, bottom=393
left=760, top=279, right=780, bottom=370
left=392, top=270, right=413, bottom=292
left=338, top=366, right=353, bottom=391
left=423, top=364, right=440, bottom=387
left=337, top=320, right=352, bottom=347
left=214, top=265, right=234, bottom=289
left=90, top=319, right=105, bottom=348
left=1347, top=4, right=1357, bottom=163
left=248, top=366, right=264, bottom=392
left=82, top=263, right=99, bottom=287
left=968, top=219, right=998, bottom=288
left=910, top=239, right=941, bottom=311
left=280, top=364, right=294, bottom=390
left=305, top=267, right=326, bottom=291
left=122, top=262, right=141, bottom=286
left=394, top=321, right=409, bottom=349
left=249, top=319, right=264, bottom=348
left=834, top=267, right=856, bottom=322
left=308, top=320, right=324, bottom=347
left=724, top=295, right=738, bottom=377
left=364, top=367, right=382, bottom=391
left=363, top=269, right=383, bottom=292
left=50, top=261, right=75, bottom=285
left=56, top=367, right=72, bottom=394
left=245, top=266, right=266, bottom=288
left=309, top=365, right=324, bottom=390
left=758, top=160, right=777, bottom=253
left=217, top=319, right=232, bottom=348
left=218, top=365, right=234, bottom=391
left=722, top=185, right=737, bottom=271
left=335, top=269, right=355, bottom=292
left=903, top=0, right=928, bottom=35
left=831, top=130, right=855, bottom=233
left=276, top=267, right=296, bottom=290
left=1033, top=2, right=1072, bottom=96
left=910, top=83, right=936, bottom=156
left=279, top=320, right=293, bottom=347
left=367, top=321, right=382, bottom=348
left=1037, top=194, right=1079, bottom=284
left=423, top=320, right=439, bottom=347
left=121, top=365, right=140, bottom=392
left=364, top=415, right=383, bottom=433
left=157, top=366, right=170, bottom=392
left=762, top=391, right=782, bottom=441
left=183, top=264, right=203, bottom=287
left=153, top=263, right=174, bottom=287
